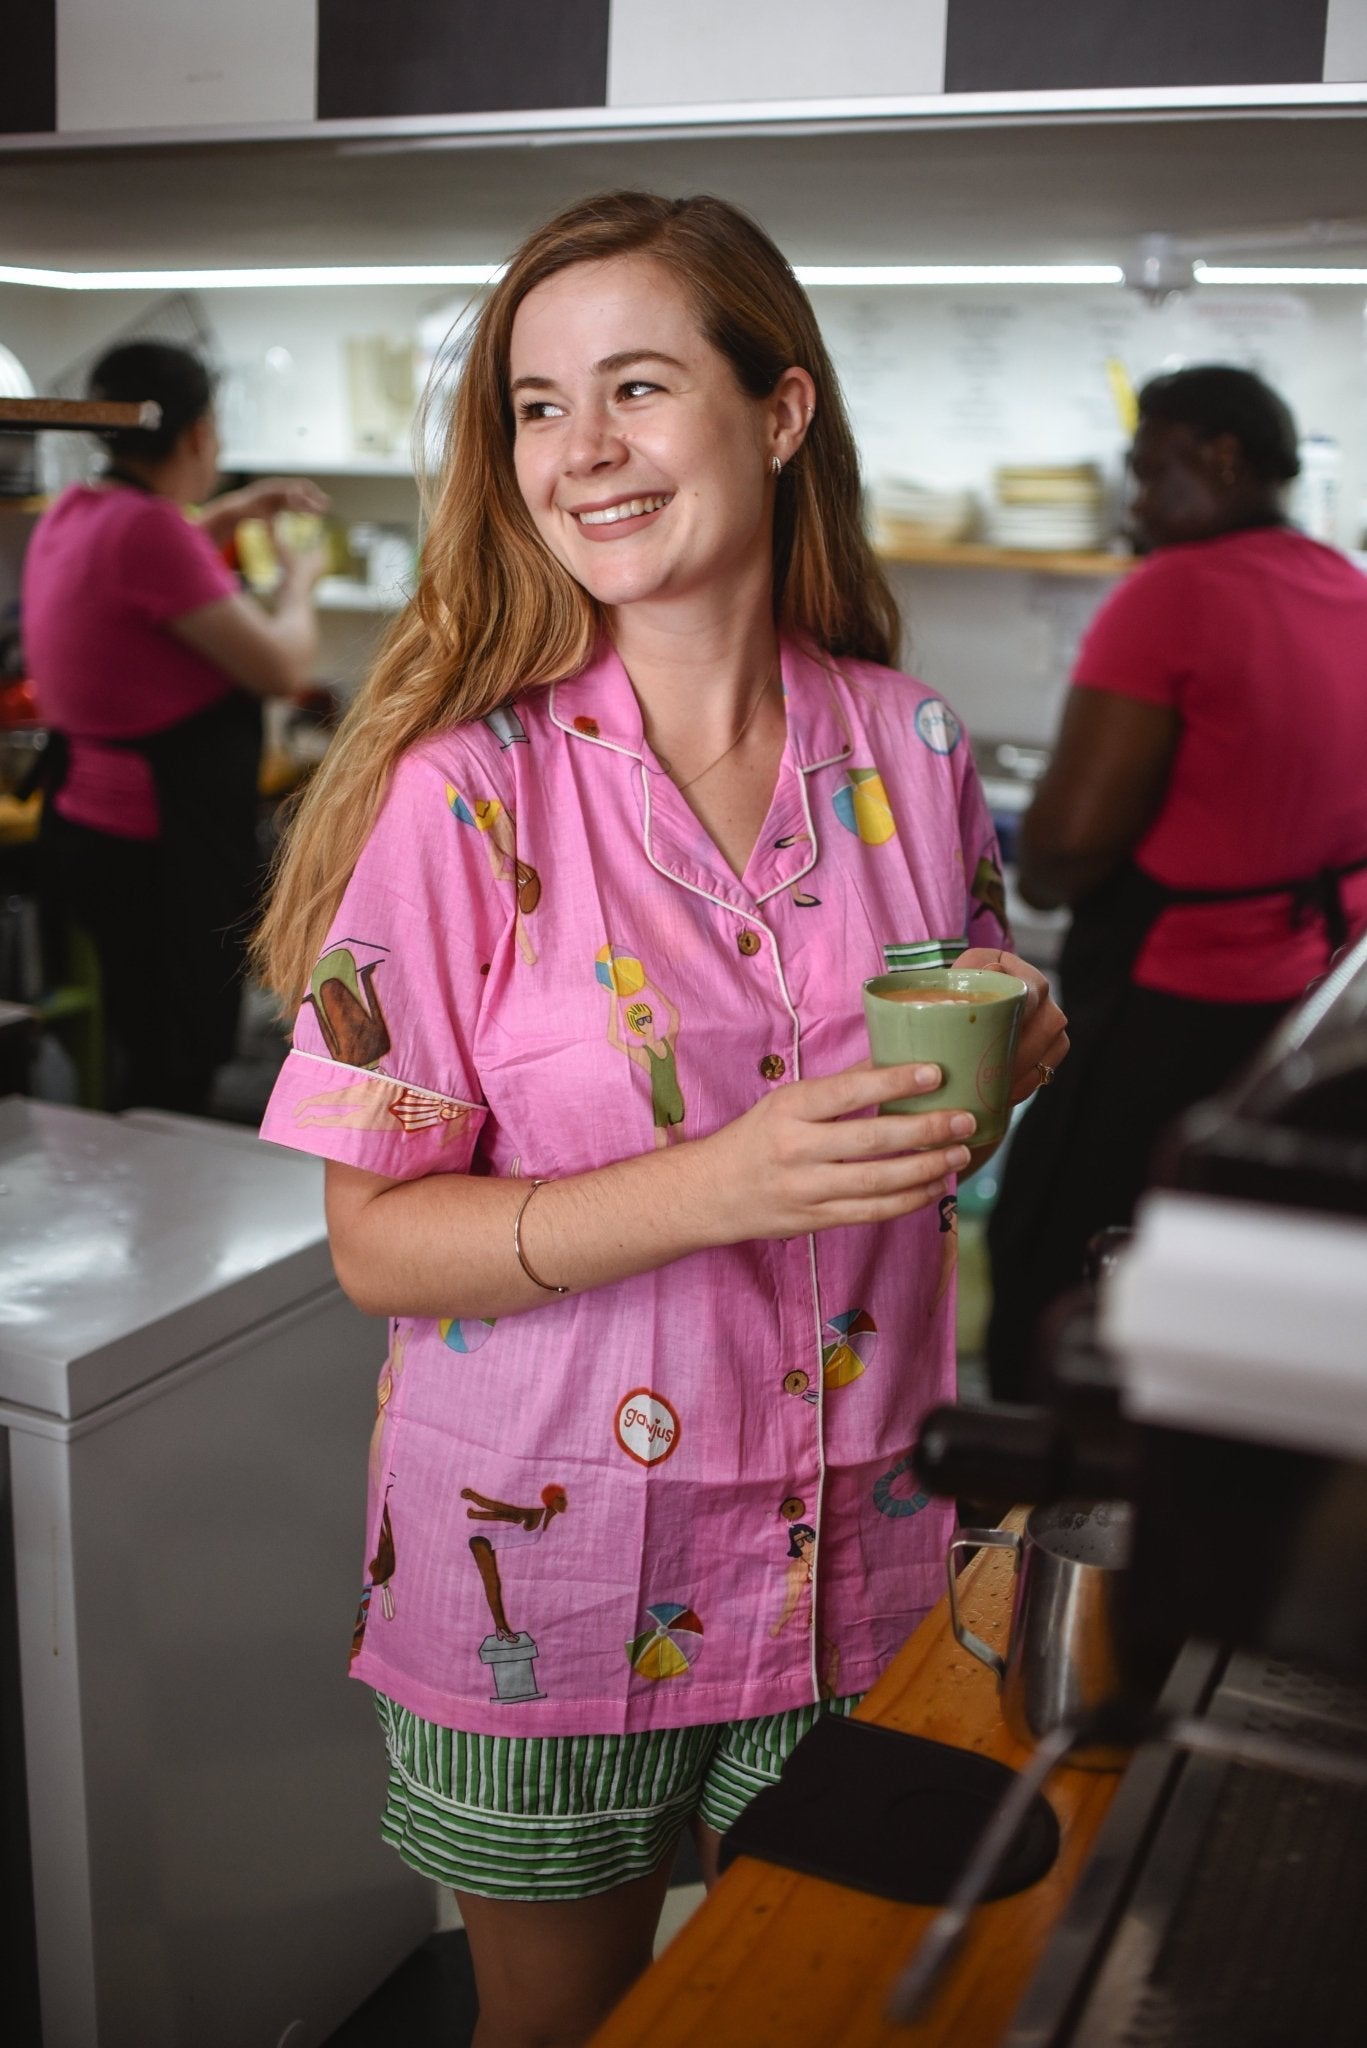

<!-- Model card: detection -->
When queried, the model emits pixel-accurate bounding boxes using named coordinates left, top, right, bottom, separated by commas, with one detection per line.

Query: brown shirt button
left=737, top=929, right=761, bottom=956
left=780, top=1496, right=806, bottom=1522
left=759, top=1053, right=786, bottom=1081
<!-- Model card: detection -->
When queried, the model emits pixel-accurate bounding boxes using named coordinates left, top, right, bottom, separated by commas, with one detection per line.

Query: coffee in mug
left=861, top=966, right=1028, bottom=1143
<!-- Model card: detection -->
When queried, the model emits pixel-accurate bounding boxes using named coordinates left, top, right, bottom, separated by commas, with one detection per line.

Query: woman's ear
left=182, top=411, right=217, bottom=465
left=770, top=365, right=818, bottom=468
left=1198, top=429, right=1243, bottom=492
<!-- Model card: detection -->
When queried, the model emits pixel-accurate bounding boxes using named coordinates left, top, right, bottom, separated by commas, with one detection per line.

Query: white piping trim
left=546, top=682, right=645, bottom=763
left=753, top=748, right=825, bottom=908
left=282, top=1044, right=485, bottom=1113
left=637, top=765, right=753, bottom=917
left=804, top=1232, right=828, bottom=1705
left=745, top=859, right=824, bottom=1701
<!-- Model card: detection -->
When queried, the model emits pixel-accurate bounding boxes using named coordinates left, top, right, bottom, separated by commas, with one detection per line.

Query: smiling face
left=509, top=253, right=805, bottom=625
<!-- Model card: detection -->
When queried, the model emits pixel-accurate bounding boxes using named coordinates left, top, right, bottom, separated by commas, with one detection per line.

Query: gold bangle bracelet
left=513, top=1178, right=569, bottom=1295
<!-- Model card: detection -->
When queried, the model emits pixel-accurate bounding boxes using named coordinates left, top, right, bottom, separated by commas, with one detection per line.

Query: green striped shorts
left=376, top=1691, right=861, bottom=1902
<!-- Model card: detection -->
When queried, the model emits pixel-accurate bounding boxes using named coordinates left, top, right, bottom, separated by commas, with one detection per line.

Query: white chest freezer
left=0, top=1100, right=433, bottom=2048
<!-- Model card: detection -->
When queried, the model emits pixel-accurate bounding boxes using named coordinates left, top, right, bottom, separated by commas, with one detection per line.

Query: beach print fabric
left=261, top=638, right=1007, bottom=1737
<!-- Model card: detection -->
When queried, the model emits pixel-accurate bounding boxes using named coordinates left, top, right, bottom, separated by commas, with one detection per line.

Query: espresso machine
left=903, top=926, right=1367, bottom=2045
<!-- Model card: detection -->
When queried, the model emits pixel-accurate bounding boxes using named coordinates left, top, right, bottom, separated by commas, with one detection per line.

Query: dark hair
left=787, top=1523, right=816, bottom=1557
left=87, top=341, right=214, bottom=462
left=1137, top=365, right=1301, bottom=483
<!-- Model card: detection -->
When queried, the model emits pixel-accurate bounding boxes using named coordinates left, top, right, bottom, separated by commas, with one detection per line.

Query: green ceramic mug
left=861, top=966, right=1028, bottom=1145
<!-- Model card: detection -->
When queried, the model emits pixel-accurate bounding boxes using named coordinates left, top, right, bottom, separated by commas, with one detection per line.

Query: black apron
left=33, top=689, right=263, bottom=1108
left=984, top=851, right=1367, bottom=1400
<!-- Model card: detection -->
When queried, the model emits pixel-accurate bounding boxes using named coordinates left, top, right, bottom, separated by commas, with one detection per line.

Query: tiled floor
left=322, top=1847, right=706, bottom=2046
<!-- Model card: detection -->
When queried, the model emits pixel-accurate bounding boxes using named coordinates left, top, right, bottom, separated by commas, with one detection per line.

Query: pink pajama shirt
left=262, top=637, right=1008, bottom=1736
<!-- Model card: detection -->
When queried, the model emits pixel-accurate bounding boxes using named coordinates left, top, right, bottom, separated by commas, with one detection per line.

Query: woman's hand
left=197, top=476, right=332, bottom=550
left=231, top=476, right=332, bottom=524
left=953, top=945, right=1069, bottom=1106
left=695, top=1059, right=978, bottom=1245
left=273, top=526, right=331, bottom=593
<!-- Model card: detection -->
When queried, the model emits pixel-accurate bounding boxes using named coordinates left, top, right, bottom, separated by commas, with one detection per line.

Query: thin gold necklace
left=655, top=662, right=778, bottom=793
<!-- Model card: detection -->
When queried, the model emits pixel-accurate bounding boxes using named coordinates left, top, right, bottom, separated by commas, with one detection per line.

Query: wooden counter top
left=591, top=1526, right=1122, bottom=2048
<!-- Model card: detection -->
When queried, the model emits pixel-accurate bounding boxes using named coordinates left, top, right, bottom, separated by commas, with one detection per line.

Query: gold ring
left=1035, top=1061, right=1056, bottom=1088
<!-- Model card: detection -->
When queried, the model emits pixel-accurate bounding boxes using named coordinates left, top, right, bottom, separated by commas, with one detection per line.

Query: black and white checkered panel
left=2, top=0, right=1364, bottom=139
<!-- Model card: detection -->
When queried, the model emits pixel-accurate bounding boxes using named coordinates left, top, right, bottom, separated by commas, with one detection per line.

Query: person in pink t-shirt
left=24, top=340, right=329, bottom=1110
left=255, top=192, right=1067, bottom=2047
left=988, top=365, right=1367, bottom=1401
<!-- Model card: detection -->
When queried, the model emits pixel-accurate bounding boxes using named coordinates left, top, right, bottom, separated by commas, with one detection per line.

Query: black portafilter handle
left=913, top=1398, right=1143, bottom=1508
left=914, top=1402, right=1068, bottom=1504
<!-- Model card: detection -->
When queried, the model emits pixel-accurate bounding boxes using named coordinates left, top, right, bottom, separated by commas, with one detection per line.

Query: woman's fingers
left=796, top=1057, right=941, bottom=1121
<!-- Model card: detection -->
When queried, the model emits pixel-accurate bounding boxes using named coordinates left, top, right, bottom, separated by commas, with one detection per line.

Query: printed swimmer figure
left=770, top=1522, right=816, bottom=1637
left=369, top=1323, right=408, bottom=1493
left=597, top=946, right=685, bottom=1146
left=370, top=1486, right=397, bottom=1619
left=447, top=784, right=540, bottom=963
left=931, top=1195, right=958, bottom=1313
left=464, top=1483, right=568, bottom=1644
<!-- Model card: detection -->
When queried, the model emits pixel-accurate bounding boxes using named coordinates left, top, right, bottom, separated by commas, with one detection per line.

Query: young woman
left=256, top=191, right=1066, bottom=2048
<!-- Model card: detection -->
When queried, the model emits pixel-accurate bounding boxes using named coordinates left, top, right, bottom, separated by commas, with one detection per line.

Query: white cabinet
left=0, top=1101, right=433, bottom=2048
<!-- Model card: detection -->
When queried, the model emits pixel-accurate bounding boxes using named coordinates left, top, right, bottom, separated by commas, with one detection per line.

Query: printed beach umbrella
left=832, top=767, right=896, bottom=845
left=626, top=1601, right=705, bottom=1680
left=445, top=782, right=477, bottom=827
left=439, top=1316, right=497, bottom=1354
left=822, top=1307, right=877, bottom=1390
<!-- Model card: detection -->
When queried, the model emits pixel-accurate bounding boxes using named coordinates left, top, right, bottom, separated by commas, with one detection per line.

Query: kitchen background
left=2, top=272, right=1365, bottom=749
left=4, top=11, right=1367, bottom=2043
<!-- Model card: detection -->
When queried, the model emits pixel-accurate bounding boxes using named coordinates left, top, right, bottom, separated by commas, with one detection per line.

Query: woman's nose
left=563, top=405, right=625, bottom=473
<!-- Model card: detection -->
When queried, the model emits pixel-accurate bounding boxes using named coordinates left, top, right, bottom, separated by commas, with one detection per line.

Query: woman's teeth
left=577, top=495, right=670, bottom=527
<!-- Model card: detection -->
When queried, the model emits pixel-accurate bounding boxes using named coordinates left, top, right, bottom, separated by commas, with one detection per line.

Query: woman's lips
left=572, top=493, right=672, bottom=535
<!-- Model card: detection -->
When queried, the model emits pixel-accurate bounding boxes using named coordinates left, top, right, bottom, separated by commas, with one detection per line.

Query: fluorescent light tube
left=1194, top=262, right=1367, bottom=285
left=794, top=264, right=1124, bottom=285
left=0, top=263, right=505, bottom=290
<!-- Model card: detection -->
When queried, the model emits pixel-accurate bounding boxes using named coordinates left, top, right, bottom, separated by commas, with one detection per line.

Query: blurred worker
left=987, top=364, right=1367, bottom=1400
left=24, top=340, right=328, bottom=1111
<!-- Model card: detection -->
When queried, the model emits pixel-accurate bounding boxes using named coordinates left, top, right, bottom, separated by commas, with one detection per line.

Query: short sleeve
left=116, top=497, right=238, bottom=624
left=1071, top=554, right=1195, bottom=709
left=260, top=740, right=508, bottom=1180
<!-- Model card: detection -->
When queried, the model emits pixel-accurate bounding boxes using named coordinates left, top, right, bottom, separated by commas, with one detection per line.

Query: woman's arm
left=168, top=539, right=326, bottom=698
left=1018, top=687, right=1180, bottom=909
left=325, top=1057, right=979, bottom=1321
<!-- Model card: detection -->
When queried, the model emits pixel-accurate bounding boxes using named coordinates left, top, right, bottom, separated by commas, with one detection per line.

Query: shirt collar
left=546, top=635, right=854, bottom=777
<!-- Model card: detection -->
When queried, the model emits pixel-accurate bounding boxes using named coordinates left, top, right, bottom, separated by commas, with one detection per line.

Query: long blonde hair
left=255, top=189, right=901, bottom=1005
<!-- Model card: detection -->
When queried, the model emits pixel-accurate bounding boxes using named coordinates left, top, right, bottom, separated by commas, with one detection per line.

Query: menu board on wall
left=817, top=285, right=1315, bottom=497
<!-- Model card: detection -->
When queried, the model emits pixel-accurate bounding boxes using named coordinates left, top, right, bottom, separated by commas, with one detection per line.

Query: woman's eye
left=619, top=380, right=661, bottom=401
left=517, top=398, right=566, bottom=422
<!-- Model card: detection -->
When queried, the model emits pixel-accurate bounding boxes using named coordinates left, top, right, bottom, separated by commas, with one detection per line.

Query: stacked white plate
left=985, top=464, right=1108, bottom=551
left=871, top=477, right=976, bottom=548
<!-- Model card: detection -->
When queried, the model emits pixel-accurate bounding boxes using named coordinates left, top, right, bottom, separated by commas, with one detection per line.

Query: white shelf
left=222, top=451, right=417, bottom=479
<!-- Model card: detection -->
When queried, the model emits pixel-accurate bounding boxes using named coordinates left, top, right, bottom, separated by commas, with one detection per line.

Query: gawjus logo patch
left=615, top=1389, right=681, bottom=1466
left=914, top=698, right=961, bottom=754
